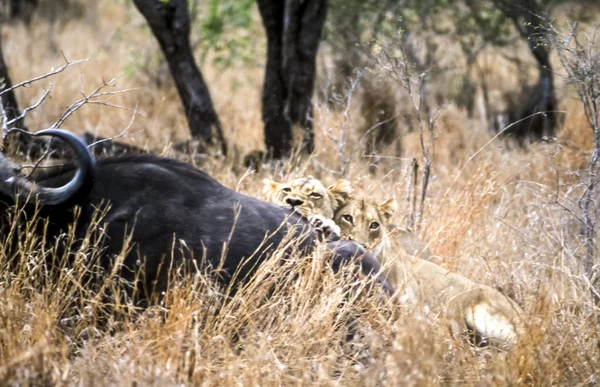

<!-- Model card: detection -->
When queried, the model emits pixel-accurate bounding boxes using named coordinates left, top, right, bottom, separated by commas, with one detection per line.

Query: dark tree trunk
left=0, top=28, right=25, bottom=130
left=257, top=0, right=290, bottom=160
left=8, top=0, right=38, bottom=24
left=257, top=0, right=327, bottom=159
left=133, top=0, right=226, bottom=155
left=494, top=0, right=558, bottom=141
left=329, top=3, right=361, bottom=98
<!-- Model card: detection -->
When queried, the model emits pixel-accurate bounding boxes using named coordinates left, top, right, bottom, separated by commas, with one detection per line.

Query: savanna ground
left=1, top=1, right=599, bottom=385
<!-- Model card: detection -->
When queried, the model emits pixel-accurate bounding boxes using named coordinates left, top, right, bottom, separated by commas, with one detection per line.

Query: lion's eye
left=282, top=187, right=291, bottom=193
left=370, top=222, right=380, bottom=230
left=309, top=192, right=322, bottom=199
left=341, top=214, right=354, bottom=224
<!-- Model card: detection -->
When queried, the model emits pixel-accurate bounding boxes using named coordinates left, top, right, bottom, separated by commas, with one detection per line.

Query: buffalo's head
left=0, top=129, right=95, bottom=206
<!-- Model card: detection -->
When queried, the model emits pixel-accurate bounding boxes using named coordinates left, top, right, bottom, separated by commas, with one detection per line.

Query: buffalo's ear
left=377, top=198, right=397, bottom=223
left=327, top=179, right=353, bottom=211
left=263, top=178, right=282, bottom=200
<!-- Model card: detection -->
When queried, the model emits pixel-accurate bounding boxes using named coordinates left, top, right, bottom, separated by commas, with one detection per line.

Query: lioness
left=263, top=176, right=430, bottom=255
left=334, top=196, right=524, bottom=349
left=332, top=196, right=432, bottom=260
left=263, top=176, right=352, bottom=237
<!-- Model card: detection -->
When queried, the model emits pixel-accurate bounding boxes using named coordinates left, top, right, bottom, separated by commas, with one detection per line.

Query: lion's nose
left=286, top=197, right=304, bottom=207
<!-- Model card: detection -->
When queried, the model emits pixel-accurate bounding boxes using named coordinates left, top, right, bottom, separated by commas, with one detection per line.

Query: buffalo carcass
left=0, top=129, right=392, bottom=303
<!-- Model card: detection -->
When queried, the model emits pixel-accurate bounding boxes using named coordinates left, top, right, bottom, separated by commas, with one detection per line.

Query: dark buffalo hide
left=1, top=130, right=392, bottom=303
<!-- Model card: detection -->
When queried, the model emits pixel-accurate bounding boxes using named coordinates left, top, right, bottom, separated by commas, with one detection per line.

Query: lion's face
left=263, top=176, right=352, bottom=218
left=333, top=196, right=396, bottom=251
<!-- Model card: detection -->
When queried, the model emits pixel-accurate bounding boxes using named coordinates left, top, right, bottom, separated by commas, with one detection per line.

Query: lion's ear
left=377, top=198, right=397, bottom=222
left=263, top=178, right=282, bottom=199
left=327, top=179, right=353, bottom=211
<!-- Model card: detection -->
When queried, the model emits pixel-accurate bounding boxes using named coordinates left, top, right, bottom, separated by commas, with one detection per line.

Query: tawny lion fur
left=334, top=196, right=524, bottom=349
left=263, top=176, right=429, bottom=257
left=263, top=176, right=353, bottom=237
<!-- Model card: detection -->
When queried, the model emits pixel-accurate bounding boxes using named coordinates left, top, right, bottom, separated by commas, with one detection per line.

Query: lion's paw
left=308, top=214, right=341, bottom=238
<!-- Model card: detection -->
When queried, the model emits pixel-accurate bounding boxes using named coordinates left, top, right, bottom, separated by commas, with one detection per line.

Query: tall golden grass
left=0, top=1, right=599, bottom=385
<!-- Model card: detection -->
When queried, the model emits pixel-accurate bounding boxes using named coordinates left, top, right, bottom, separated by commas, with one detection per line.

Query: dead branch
left=0, top=56, right=87, bottom=97
left=85, top=102, right=143, bottom=149
left=6, top=84, right=52, bottom=128
left=19, top=101, right=144, bottom=177
left=22, top=149, right=58, bottom=177
left=373, top=31, right=438, bottom=233
left=405, top=159, right=418, bottom=230
left=358, top=112, right=401, bottom=148
left=553, top=169, right=585, bottom=226
left=444, top=111, right=554, bottom=198
left=0, top=96, right=8, bottom=139
left=317, top=68, right=364, bottom=177
left=549, top=20, right=600, bottom=311
left=51, top=76, right=141, bottom=129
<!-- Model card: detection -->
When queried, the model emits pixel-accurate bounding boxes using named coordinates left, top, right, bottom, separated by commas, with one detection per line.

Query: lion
left=263, top=176, right=353, bottom=237
left=330, top=196, right=432, bottom=260
left=333, top=196, right=524, bottom=349
left=264, top=177, right=431, bottom=257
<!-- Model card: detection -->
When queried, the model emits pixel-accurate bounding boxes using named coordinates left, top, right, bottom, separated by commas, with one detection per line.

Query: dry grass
left=0, top=1, right=599, bottom=385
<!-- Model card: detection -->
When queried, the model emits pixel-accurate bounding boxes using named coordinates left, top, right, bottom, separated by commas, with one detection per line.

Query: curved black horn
left=8, top=129, right=96, bottom=206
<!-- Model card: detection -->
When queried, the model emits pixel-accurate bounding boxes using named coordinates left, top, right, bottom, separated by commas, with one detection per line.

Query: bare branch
left=0, top=96, right=8, bottom=139
left=549, top=20, right=600, bottom=312
left=0, top=58, right=88, bottom=96
left=415, top=160, right=431, bottom=232
left=6, top=84, right=52, bottom=127
left=444, top=111, right=560, bottom=198
left=358, top=112, right=401, bottom=148
left=405, top=159, right=418, bottom=230
left=18, top=103, right=143, bottom=179
left=317, top=68, right=364, bottom=177
left=553, top=169, right=586, bottom=225
left=22, top=149, right=57, bottom=178
left=4, top=127, right=57, bottom=175
left=372, top=30, right=438, bottom=232
left=86, top=103, right=143, bottom=149
left=51, top=76, right=141, bottom=129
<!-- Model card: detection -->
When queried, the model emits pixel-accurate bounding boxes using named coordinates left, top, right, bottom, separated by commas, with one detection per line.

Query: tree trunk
left=0, top=27, right=25, bottom=130
left=257, top=0, right=326, bottom=159
left=328, top=2, right=361, bottom=98
left=257, top=0, right=291, bottom=160
left=8, top=0, right=38, bottom=24
left=283, top=0, right=327, bottom=155
left=494, top=0, right=558, bottom=141
left=133, top=0, right=226, bottom=155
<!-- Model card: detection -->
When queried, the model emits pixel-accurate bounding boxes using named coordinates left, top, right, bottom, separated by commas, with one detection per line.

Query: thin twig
left=416, top=160, right=430, bottom=232
left=0, top=58, right=88, bottom=96
left=23, top=149, right=57, bottom=178
left=319, top=69, right=364, bottom=177
left=444, top=111, right=561, bottom=198
left=552, top=169, right=585, bottom=225
left=549, top=20, right=600, bottom=312
left=405, top=159, right=418, bottom=230
left=51, top=80, right=141, bottom=129
left=6, top=84, right=53, bottom=127
left=376, top=29, right=438, bottom=233
left=86, top=103, right=143, bottom=149
left=358, top=112, right=401, bottom=148
left=0, top=96, right=8, bottom=139
left=360, top=154, right=415, bottom=161
left=5, top=126, right=57, bottom=176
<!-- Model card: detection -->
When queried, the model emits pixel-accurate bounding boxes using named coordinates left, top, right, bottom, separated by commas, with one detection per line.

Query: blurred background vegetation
left=0, top=1, right=599, bottom=384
